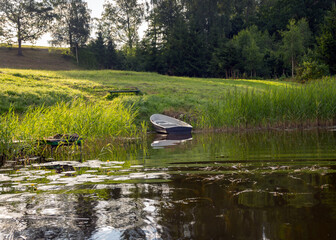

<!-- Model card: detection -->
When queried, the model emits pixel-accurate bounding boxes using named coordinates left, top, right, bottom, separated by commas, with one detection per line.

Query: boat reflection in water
left=151, top=133, right=193, bottom=149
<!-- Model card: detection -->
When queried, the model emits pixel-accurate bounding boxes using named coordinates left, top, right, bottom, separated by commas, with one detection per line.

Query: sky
left=36, top=0, right=107, bottom=46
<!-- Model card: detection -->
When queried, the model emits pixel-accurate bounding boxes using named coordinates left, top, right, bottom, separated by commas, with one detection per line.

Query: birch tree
left=280, top=19, right=311, bottom=77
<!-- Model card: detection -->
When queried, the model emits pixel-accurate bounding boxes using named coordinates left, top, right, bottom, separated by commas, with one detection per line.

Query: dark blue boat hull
left=153, top=125, right=192, bottom=134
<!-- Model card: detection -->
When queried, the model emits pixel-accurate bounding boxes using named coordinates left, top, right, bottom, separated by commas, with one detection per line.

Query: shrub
left=296, top=60, right=329, bottom=82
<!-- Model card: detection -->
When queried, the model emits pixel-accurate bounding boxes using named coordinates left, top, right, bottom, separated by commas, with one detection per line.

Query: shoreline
left=191, top=120, right=336, bottom=134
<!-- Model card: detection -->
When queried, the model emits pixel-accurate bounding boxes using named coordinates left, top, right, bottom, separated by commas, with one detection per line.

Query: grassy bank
left=0, top=68, right=296, bottom=114
left=201, top=79, right=336, bottom=129
left=1, top=68, right=335, bottom=148
left=0, top=47, right=80, bottom=70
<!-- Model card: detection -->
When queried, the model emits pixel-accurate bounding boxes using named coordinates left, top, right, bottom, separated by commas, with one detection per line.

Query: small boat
left=150, top=114, right=192, bottom=134
left=41, top=133, right=82, bottom=147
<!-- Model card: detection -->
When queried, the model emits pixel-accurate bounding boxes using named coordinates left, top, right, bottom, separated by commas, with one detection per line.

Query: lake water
left=0, top=129, right=336, bottom=240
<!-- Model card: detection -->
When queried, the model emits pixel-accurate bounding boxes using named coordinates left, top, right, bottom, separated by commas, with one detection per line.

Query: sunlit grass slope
left=1, top=68, right=336, bottom=134
left=0, top=68, right=296, bottom=113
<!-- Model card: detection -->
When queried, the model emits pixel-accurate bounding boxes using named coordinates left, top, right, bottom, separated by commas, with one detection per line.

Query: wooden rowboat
left=150, top=114, right=192, bottom=134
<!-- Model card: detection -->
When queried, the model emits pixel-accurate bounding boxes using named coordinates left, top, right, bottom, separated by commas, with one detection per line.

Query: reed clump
left=200, top=78, right=336, bottom=129
left=0, top=98, right=139, bottom=159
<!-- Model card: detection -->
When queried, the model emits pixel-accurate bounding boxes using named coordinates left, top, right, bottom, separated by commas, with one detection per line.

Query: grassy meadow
left=1, top=67, right=336, bottom=157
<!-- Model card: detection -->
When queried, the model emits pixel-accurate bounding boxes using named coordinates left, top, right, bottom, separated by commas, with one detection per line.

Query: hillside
left=1, top=68, right=335, bottom=130
left=0, top=68, right=295, bottom=114
left=0, top=47, right=80, bottom=70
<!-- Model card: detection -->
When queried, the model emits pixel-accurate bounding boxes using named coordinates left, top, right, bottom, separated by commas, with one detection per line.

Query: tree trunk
left=17, top=18, right=23, bottom=56
left=18, top=38, right=23, bottom=56
left=75, top=45, right=79, bottom=65
left=69, top=26, right=74, bottom=54
left=291, top=55, right=294, bottom=78
left=127, top=15, right=132, bottom=54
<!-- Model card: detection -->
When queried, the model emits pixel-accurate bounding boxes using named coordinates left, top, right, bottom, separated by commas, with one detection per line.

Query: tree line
left=0, top=0, right=335, bottom=80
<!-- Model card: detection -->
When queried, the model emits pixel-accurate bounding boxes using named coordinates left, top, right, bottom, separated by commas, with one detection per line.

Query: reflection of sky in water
left=0, top=184, right=168, bottom=240
left=90, top=227, right=122, bottom=240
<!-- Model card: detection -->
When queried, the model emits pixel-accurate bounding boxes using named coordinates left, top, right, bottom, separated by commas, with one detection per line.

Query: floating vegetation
left=0, top=158, right=172, bottom=195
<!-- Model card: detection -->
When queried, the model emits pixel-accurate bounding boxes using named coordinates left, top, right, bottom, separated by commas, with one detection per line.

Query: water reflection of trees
left=1, top=129, right=336, bottom=239
left=0, top=171, right=336, bottom=239
left=152, top=171, right=336, bottom=239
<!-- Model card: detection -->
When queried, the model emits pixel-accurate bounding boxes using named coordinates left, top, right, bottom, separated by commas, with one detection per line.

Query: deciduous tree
left=102, top=0, right=144, bottom=55
left=50, top=0, right=91, bottom=64
left=280, top=18, right=311, bottom=77
left=317, top=5, right=336, bottom=74
left=0, top=0, right=53, bottom=55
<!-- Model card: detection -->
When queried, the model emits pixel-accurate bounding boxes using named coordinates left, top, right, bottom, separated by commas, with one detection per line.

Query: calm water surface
left=0, top=129, right=336, bottom=240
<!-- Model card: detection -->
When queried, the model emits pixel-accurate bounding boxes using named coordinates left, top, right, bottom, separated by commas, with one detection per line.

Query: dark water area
left=1, top=129, right=336, bottom=239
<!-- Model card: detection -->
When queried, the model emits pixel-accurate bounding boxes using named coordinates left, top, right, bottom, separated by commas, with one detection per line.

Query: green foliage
left=201, top=78, right=336, bottom=128
left=128, top=0, right=333, bottom=78
left=0, top=43, right=13, bottom=48
left=0, top=0, right=54, bottom=55
left=0, top=98, right=139, bottom=157
left=1, top=68, right=336, bottom=136
left=209, top=39, right=239, bottom=78
left=0, top=108, right=18, bottom=157
left=232, top=26, right=268, bottom=77
left=69, top=0, right=334, bottom=79
left=85, top=34, right=122, bottom=70
left=102, top=0, right=144, bottom=53
left=0, top=15, right=5, bottom=38
left=77, top=48, right=99, bottom=69
left=50, top=0, right=91, bottom=53
left=2, top=0, right=334, bottom=78
left=89, top=32, right=106, bottom=68
left=296, top=60, right=329, bottom=82
left=257, top=0, right=332, bottom=36
left=317, top=5, right=336, bottom=74
left=280, top=19, right=311, bottom=78
left=105, top=38, right=118, bottom=69
left=61, top=48, right=73, bottom=59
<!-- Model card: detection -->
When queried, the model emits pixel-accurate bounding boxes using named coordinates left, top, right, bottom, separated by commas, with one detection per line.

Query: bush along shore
left=0, top=69, right=335, bottom=160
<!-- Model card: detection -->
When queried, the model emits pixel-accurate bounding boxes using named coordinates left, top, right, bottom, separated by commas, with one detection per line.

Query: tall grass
left=1, top=68, right=336, bottom=134
left=0, top=98, right=139, bottom=158
left=200, top=78, right=336, bottom=129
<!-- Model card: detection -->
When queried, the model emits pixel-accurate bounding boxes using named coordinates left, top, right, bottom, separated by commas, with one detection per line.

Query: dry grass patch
left=0, top=47, right=80, bottom=70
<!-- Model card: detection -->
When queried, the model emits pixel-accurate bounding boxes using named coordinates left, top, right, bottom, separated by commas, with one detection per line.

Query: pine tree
left=106, top=38, right=118, bottom=69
